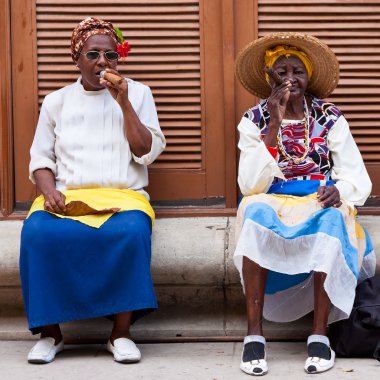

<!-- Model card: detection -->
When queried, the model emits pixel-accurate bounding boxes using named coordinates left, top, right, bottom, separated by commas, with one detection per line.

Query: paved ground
left=0, top=341, right=378, bottom=380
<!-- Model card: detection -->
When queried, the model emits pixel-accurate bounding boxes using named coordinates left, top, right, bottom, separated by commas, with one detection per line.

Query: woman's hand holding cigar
left=264, top=66, right=292, bottom=146
left=100, top=70, right=124, bottom=85
left=99, top=69, right=129, bottom=108
left=265, top=65, right=283, bottom=86
left=99, top=71, right=152, bottom=157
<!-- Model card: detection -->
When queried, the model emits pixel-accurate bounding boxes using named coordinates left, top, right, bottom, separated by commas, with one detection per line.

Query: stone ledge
left=0, top=310, right=313, bottom=342
left=0, top=218, right=233, bottom=287
left=0, top=216, right=379, bottom=340
left=0, top=216, right=379, bottom=313
left=1, top=216, right=379, bottom=287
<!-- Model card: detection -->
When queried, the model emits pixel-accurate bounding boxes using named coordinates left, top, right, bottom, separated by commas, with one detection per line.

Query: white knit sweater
left=30, top=77, right=166, bottom=199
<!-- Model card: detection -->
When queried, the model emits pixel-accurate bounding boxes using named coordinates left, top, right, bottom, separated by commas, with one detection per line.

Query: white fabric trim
left=234, top=219, right=358, bottom=323
left=307, top=335, right=330, bottom=346
left=358, top=250, right=376, bottom=283
left=244, top=335, right=266, bottom=345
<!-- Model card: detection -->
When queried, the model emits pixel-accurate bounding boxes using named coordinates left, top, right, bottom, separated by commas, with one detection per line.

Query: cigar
left=100, top=70, right=124, bottom=85
left=265, top=66, right=283, bottom=86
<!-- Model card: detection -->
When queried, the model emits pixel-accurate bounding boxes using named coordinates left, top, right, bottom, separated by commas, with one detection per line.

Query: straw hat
left=235, top=32, right=340, bottom=99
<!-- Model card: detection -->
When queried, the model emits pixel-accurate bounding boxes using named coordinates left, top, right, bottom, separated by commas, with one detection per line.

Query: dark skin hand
left=263, top=79, right=292, bottom=147
left=317, top=185, right=342, bottom=208
left=34, top=169, right=66, bottom=214
left=263, top=58, right=302, bottom=147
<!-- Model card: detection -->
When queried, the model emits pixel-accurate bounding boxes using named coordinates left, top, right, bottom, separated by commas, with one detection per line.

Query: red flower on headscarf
left=117, top=41, right=131, bottom=60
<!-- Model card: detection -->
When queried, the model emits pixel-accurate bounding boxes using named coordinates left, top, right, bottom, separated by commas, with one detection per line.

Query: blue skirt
left=20, top=210, right=157, bottom=334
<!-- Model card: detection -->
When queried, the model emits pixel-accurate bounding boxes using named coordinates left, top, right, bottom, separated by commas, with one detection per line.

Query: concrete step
left=0, top=311, right=313, bottom=343
left=0, top=282, right=313, bottom=342
left=0, top=216, right=379, bottom=341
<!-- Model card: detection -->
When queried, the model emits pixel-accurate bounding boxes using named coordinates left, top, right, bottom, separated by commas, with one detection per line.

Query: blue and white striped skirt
left=234, top=180, right=376, bottom=324
left=20, top=210, right=157, bottom=334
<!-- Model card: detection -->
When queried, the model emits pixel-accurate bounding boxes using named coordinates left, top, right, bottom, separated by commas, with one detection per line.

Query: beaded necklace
left=276, top=97, right=310, bottom=164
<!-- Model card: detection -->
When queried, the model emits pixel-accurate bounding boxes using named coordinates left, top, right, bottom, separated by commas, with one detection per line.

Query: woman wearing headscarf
left=20, top=17, right=165, bottom=364
left=234, top=32, right=376, bottom=375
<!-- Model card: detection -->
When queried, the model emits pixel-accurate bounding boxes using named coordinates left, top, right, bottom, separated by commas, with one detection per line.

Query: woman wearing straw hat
left=20, top=17, right=165, bottom=364
left=234, top=32, right=375, bottom=375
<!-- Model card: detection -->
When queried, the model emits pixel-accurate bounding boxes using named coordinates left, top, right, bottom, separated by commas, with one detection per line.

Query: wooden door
left=7, top=0, right=239, bottom=215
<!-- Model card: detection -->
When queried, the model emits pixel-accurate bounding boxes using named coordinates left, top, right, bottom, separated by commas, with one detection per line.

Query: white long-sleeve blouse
left=29, top=77, right=166, bottom=199
left=237, top=103, right=372, bottom=207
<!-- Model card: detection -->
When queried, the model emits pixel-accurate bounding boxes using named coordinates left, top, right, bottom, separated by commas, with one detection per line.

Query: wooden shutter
left=36, top=0, right=202, bottom=169
left=11, top=0, right=236, bottom=209
left=258, top=0, right=380, bottom=194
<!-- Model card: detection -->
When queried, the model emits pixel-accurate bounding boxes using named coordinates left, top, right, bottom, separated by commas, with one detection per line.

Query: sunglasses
left=82, top=50, right=120, bottom=61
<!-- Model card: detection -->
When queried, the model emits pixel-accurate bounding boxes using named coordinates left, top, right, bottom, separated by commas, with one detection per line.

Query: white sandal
left=240, top=335, right=268, bottom=376
left=304, top=335, right=335, bottom=374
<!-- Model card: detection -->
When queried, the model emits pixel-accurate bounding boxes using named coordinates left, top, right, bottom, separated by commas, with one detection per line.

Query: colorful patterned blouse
left=244, top=95, right=343, bottom=181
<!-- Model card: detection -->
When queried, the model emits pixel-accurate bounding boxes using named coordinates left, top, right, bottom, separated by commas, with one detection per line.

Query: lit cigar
left=265, top=66, right=283, bottom=86
left=100, top=70, right=124, bottom=85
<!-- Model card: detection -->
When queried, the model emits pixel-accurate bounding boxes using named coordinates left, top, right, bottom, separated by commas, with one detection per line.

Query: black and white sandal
left=304, top=335, right=335, bottom=374
left=240, top=335, right=268, bottom=376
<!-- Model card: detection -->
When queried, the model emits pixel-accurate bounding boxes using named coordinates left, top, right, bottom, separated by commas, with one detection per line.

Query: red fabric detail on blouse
left=266, top=146, right=278, bottom=158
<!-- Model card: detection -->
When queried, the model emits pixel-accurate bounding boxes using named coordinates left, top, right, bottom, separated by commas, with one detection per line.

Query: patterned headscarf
left=71, top=17, right=118, bottom=63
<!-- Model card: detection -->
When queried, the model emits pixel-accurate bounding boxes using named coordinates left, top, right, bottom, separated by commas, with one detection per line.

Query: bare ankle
left=311, top=328, right=328, bottom=336
left=247, top=328, right=264, bottom=336
left=40, top=325, right=62, bottom=345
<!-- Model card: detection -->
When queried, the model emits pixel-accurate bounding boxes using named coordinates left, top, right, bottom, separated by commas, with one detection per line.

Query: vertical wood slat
left=11, top=0, right=39, bottom=204
left=35, top=0, right=202, bottom=169
left=234, top=0, right=259, bottom=119
left=199, top=0, right=229, bottom=200
left=258, top=0, right=380, bottom=164
left=0, top=0, right=14, bottom=216
left=221, top=0, right=237, bottom=207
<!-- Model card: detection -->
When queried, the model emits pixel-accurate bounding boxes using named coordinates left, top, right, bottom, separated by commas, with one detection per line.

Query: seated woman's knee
left=115, top=211, right=151, bottom=239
